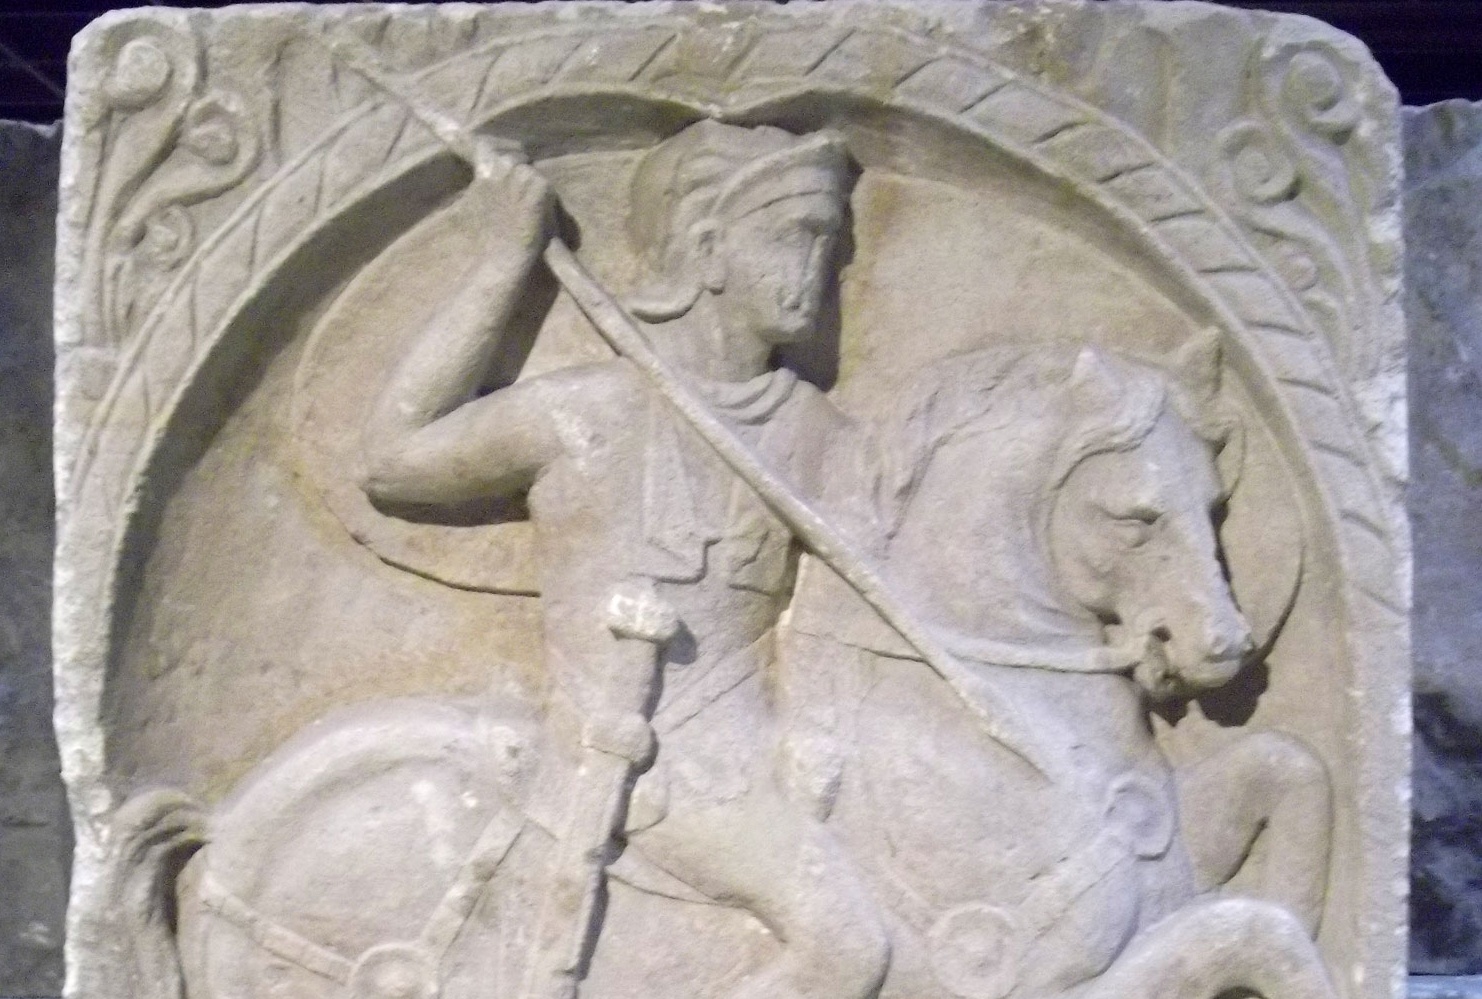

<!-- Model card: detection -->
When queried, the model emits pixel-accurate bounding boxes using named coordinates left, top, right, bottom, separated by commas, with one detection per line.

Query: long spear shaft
left=324, top=32, right=1047, bottom=774
left=327, top=28, right=1054, bottom=999
left=542, top=244, right=1046, bottom=770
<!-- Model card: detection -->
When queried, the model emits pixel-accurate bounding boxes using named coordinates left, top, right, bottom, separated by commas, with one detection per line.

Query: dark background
left=0, top=0, right=1479, bottom=122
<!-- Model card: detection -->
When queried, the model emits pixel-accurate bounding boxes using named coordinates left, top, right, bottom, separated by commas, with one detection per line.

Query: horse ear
left=1172, top=327, right=1243, bottom=492
left=1215, top=417, right=1246, bottom=496
left=1173, top=326, right=1222, bottom=403
left=1069, top=345, right=1121, bottom=407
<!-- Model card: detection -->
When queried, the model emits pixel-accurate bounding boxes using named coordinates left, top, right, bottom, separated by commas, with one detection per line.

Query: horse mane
left=868, top=341, right=1236, bottom=536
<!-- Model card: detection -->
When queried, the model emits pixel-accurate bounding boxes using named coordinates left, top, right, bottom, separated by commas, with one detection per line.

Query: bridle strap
left=198, top=872, right=354, bottom=985
left=943, top=629, right=1140, bottom=675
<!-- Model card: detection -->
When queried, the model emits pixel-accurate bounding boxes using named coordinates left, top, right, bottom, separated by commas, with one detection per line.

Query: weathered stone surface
left=1404, top=100, right=1482, bottom=976
left=0, top=118, right=66, bottom=996
left=55, top=4, right=1407, bottom=999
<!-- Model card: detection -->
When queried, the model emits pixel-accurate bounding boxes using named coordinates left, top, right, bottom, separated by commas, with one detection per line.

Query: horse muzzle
left=1127, top=613, right=1251, bottom=699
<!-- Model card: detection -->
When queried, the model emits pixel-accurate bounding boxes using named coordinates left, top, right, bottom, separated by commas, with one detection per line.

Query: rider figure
left=361, top=120, right=888, bottom=999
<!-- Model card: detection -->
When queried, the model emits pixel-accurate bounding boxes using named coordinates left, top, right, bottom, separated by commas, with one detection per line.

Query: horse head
left=877, top=333, right=1251, bottom=700
left=1044, top=333, right=1252, bottom=698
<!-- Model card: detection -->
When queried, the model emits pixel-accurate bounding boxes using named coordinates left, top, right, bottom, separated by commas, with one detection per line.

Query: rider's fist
left=466, top=142, right=554, bottom=257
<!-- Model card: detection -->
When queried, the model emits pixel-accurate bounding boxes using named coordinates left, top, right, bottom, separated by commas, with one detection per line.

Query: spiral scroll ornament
left=1218, top=122, right=1299, bottom=206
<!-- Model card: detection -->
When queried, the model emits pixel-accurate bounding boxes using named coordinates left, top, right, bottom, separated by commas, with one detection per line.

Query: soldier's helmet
left=626, top=120, right=850, bottom=318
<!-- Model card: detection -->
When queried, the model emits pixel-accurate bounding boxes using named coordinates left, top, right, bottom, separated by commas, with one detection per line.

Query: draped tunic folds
left=635, top=366, right=847, bottom=809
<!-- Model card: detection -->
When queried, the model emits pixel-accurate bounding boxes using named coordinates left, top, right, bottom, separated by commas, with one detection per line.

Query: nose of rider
left=781, top=233, right=827, bottom=311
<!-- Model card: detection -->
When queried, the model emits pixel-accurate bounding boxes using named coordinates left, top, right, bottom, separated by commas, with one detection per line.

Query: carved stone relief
left=53, top=4, right=1408, bottom=999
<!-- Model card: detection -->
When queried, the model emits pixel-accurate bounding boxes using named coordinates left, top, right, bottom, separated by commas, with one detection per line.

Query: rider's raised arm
left=361, top=162, right=561, bottom=506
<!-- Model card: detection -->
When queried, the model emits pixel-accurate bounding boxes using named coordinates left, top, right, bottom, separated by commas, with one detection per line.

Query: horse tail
left=1079, top=896, right=1336, bottom=999
left=81, top=788, right=207, bottom=999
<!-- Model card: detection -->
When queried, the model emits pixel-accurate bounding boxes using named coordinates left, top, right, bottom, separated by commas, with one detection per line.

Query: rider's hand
left=465, top=139, right=555, bottom=261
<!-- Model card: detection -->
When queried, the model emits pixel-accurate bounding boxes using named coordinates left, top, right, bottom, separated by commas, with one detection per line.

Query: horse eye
left=1101, top=504, right=1160, bottom=524
left=1112, top=518, right=1154, bottom=547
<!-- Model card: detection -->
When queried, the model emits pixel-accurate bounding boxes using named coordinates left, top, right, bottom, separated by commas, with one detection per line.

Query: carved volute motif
left=53, top=6, right=1407, bottom=999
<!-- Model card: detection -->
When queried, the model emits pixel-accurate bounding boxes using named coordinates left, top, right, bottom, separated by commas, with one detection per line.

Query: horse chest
left=831, top=659, right=1188, bottom=999
left=840, top=660, right=1099, bottom=907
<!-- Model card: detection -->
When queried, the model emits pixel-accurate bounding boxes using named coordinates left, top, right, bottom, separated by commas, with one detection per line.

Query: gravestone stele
left=53, top=3, right=1409, bottom=999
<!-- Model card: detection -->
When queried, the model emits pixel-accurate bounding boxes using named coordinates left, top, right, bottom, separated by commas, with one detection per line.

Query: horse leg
left=1076, top=897, right=1337, bottom=999
left=628, top=789, right=889, bottom=999
left=1175, top=731, right=1332, bottom=933
left=72, top=789, right=208, bottom=999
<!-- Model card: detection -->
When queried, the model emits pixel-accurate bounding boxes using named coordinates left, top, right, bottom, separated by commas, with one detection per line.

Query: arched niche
left=57, top=13, right=1404, bottom=999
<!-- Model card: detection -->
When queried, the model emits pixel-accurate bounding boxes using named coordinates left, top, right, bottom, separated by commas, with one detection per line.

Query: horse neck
left=885, top=429, right=1102, bottom=654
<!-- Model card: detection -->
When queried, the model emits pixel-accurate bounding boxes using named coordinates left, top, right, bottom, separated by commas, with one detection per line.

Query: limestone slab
left=0, top=118, right=65, bottom=998
left=55, top=4, right=1408, bottom=999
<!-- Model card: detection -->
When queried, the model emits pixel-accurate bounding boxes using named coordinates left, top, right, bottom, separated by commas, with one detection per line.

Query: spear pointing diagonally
left=321, top=31, right=1050, bottom=771
left=324, top=29, right=1052, bottom=993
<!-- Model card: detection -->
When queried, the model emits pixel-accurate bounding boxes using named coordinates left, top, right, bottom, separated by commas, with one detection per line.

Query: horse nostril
left=1208, top=628, right=1253, bottom=660
left=1151, top=625, right=1173, bottom=644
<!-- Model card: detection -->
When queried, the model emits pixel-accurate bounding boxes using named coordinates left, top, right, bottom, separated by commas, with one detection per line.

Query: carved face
left=711, top=193, right=843, bottom=346
left=1049, top=407, right=1253, bottom=699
